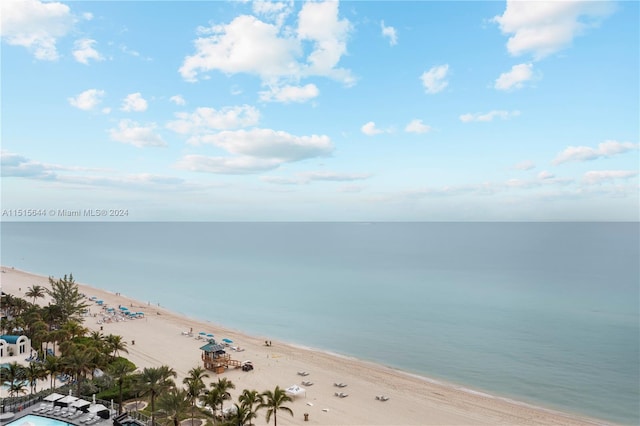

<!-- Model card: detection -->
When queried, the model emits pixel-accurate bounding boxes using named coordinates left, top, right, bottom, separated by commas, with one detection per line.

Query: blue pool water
left=5, top=414, right=69, bottom=426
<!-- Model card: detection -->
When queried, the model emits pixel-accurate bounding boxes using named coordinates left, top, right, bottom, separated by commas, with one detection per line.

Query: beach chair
left=57, top=407, right=69, bottom=417
left=80, top=414, right=95, bottom=423
left=71, top=409, right=84, bottom=419
left=32, top=403, right=47, bottom=413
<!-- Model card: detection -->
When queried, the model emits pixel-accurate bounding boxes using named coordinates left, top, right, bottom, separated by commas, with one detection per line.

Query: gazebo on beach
left=200, top=342, right=242, bottom=373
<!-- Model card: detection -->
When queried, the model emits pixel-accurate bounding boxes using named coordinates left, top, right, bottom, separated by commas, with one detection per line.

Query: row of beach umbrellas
left=197, top=332, right=233, bottom=344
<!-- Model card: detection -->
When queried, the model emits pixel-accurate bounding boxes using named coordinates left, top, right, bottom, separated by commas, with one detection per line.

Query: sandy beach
left=1, top=267, right=610, bottom=426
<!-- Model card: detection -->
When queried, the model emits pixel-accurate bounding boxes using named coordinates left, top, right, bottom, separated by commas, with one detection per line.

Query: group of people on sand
left=264, top=340, right=272, bottom=346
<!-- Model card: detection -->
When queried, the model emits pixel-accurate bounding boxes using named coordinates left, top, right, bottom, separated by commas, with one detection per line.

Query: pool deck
left=0, top=405, right=116, bottom=426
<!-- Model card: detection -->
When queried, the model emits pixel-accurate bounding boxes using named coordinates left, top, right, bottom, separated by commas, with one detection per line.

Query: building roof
left=199, top=342, right=226, bottom=353
left=0, top=335, right=25, bottom=344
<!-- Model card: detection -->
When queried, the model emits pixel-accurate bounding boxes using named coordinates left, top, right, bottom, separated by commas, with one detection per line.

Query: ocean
left=1, top=222, right=638, bottom=424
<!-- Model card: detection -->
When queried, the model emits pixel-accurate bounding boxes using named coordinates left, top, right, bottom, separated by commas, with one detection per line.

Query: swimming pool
left=4, top=414, right=70, bottom=426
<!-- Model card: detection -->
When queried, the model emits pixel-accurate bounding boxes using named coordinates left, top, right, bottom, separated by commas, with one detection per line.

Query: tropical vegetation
left=1, top=275, right=295, bottom=426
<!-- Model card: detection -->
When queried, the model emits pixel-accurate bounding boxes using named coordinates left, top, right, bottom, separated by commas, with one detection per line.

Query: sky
left=1, top=0, right=638, bottom=221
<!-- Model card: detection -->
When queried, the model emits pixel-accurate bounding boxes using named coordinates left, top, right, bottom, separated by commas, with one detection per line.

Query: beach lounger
left=302, top=381, right=314, bottom=386
left=80, top=414, right=96, bottom=423
left=297, top=371, right=309, bottom=376
left=334, top=382, right=347, bottom=387
left=32, top=403, right=48, bottom=413
left=70, top=409, right=83, bottom=419
left=334, top=392, right=348, bottom=398
left=57, top=407, right=69, bottom=417
left=376, top=395, right=390, bottom=401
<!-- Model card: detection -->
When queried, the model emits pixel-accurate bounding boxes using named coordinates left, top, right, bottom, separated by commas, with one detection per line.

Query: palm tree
left=24, top=362, right=46, bottom=394
left=200, top=387, right=223, bottom=425
left=228, top=403, right=252, bottom=426
left=62, top=320, right=89, bottom=339
left=62, top=345, right=95, bottom=396
left=108, top=358, right=137, bottom=414
left=136, top=366, right=177, bottom=425
left=0, top=362, right=27, bottom=397
left=105, top=334, right=129, bottom=358
left=156, top=388, right=191, bottom=426
left=25, top=285, right=46, bottom=305
left=211, top=377, right=235, bottom=418
left=43, top=354, right=62, bottom=389
left=258, top=386, right=293, bottom=426
left=238, top=389, right=263, bottom=426
left=183, top=367, right=209, bottom=423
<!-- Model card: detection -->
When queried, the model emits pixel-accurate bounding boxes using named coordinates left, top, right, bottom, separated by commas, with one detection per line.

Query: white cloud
left=121, top=93, right=148, bottom=112
left=175, top=155, right=282, bottom=174
left=583, top=170, right=639, bottom=185
left=361, top=121, right=384, bottom=136
left=537, top=170, right=555, bottom=180
left=198, top=128, right=333, bottom=162
left=72, top=38, right=104, bottom=64
left=109, top=120, right=167, bottom=148
left=180, top=1, right=353, bottom=87
left=513, top=160, right=535, bottom=171
left=405, top=119, right=432, bottom=134
left=82, top=12, right=93, bottom=21
left=180, top=15, right=300, bottom=82
left=493, top=0, right=615, bottom=60
left=68, top=89, right=105, bottom=111
left=459, top=110, right=520, bottom=122
left=166, top=105, right=260, bottom=137
left=1, top=0, right=76, bottom=60
left=262, top=170, right=370, bottom=185
left=495, top=63, right=534, bottom=91
left=170, top=95, right=186, bottom=106
left=297, top=1, right=353, bottom=82
left=552, top=140, right=639, bottom=165
left=420, top=64, right=449, bottom=94
left=381, top=20, right=397, bottom=46
left=252, top=0, right=294, bottom=27
left=259, top=83, right=319, bottom=103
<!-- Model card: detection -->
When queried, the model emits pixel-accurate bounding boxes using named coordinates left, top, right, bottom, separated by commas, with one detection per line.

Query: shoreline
left=1, top=266, right=615, bottom=425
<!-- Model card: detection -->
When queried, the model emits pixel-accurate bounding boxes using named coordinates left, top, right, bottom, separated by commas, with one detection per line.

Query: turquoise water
left=5, top=415, right=68, bottom=426
left=1, top=222, right=638, bottom=424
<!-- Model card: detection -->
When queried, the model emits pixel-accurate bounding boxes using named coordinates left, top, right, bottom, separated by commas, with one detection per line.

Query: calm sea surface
left=1, top=222, right=638, bottom=424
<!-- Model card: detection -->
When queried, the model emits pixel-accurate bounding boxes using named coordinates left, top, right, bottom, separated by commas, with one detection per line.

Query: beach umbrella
left=207, top=333, right=214, bottom=338
left=71, top=399, right=91, bottom=412
left=199, top=332, right=206, bottom=336
left=44, top=392, right=65, bottom=402
left=56, top=395, right=78, bottom=407
left=88, top=404, right=110, bottom=419
left=222, top=338, right=233, bottom=344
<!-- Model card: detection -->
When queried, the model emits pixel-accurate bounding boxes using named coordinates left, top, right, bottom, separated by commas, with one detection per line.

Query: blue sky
left=1, top=0, right=638, bottom=221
